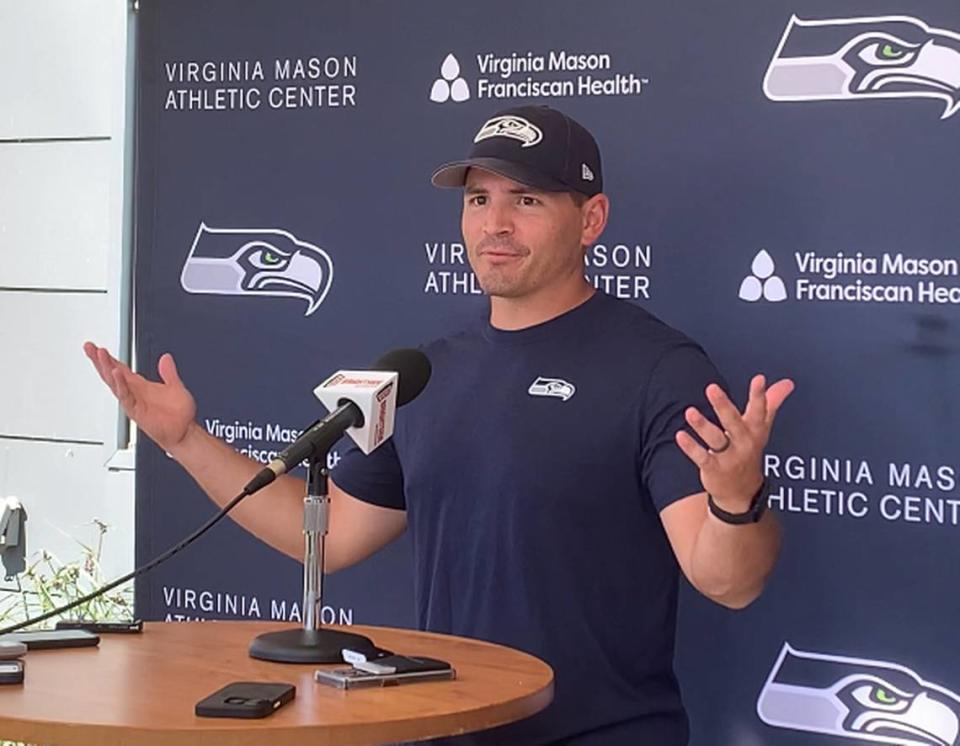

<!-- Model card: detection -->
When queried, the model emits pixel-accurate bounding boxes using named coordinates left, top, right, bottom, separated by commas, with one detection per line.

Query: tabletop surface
left=0, top=621, right=554, bottom=746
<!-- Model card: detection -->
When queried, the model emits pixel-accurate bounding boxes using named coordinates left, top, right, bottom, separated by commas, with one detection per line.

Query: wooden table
left=0, top=621, right=554, bottom=745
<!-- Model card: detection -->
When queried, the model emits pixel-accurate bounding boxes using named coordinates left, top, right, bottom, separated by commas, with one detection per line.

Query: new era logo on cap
left=431, top=105, right=604, bottom=197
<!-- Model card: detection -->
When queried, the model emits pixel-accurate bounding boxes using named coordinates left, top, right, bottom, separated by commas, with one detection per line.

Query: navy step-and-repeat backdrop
left=134, top=2, right=960, bottom=743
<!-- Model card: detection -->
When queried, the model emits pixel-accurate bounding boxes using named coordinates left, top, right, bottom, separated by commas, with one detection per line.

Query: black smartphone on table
left=195, top=682, right=296, bottom=719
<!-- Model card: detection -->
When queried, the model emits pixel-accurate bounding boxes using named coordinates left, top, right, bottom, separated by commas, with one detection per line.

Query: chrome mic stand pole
left=249, top=454, right=374, bottom=663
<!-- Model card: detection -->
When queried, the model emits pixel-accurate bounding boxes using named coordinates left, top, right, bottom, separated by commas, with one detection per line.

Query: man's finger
left=157, top=353, right=182, bottom=389
left=765, top=379, right=795, bottom=425
left=96, top=346, right=118, bottom=373
left=706, top=383, right=748, bottom=439
left=675, top=430, right=710, bottom=469
left=111, top=367, right=137, bottom=412
left=84, top=343, right=115, bottom=389
left=99, top=347, right=137, bottom=384
left=684, top=406, right=729, bottom=452
left=90, top=346, right=123, bottom=393
left=742, top=374, right=767, bottom=428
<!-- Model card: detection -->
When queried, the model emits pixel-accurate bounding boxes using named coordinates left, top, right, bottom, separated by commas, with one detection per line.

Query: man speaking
left=86, top=105, right=792, bottom=745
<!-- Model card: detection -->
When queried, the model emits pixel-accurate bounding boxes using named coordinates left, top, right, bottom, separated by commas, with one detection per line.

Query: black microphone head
left=372, top=348, right=431, bottom=406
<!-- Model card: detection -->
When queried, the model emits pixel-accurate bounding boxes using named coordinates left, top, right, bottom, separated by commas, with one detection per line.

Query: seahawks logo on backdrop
left=528, top=377, right=575, bottom=401
left=474, top=115, right=544, bottom=148
left=764, top=15, right=960, bottom=119
left=180, top=223, right=334, bottom=316
left=757, top=642, right=960, bottom=745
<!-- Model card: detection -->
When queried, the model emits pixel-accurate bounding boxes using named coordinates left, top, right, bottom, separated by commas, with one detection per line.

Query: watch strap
left=708, top=479, right=769, bottom=525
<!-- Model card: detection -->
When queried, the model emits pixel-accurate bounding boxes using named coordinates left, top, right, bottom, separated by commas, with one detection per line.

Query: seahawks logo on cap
left=474, top=115, right=544, bottom=148
left=764, top=15, right=960, bottom=119
left=180, top=223, right=334, bottom=316
left=757, top=642, right=960, bottom=745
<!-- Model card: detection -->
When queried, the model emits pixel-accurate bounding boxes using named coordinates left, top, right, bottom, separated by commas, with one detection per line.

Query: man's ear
left=581, top=194, right=610, bottom=246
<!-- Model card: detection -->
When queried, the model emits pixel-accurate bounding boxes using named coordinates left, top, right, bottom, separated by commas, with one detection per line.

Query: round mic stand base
left=249, top=627, right=374, bottom=663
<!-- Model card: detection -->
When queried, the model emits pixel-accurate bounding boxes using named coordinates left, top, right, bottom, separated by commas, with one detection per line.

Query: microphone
left=242, top=348, right=431, bottom=495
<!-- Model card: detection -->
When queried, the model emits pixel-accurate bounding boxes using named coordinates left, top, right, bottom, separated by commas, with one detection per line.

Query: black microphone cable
left=0, top=487, right=252, bottom=635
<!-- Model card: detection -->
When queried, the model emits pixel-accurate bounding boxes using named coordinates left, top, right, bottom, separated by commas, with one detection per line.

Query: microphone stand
left=249, top=453, right=374, bottom=663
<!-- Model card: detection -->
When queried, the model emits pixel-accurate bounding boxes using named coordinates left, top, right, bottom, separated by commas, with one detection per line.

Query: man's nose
left=483, top=201, right=514, bottom=236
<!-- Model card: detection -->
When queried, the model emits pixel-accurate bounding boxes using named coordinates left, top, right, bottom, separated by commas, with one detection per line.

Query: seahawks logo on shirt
left=757, top=642, right=960, bottom=745
left=764, top=15, right=960, bottom=119
left=528, top=377, right=576, bottom=401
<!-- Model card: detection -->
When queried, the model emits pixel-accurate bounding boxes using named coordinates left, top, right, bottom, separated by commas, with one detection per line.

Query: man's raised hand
left=675, top=375, right=794, bottom=512
left=83, top=342, right=197, bottom=453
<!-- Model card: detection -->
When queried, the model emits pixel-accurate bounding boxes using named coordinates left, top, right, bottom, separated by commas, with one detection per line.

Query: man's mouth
left=479, top=244, right=526, bottom=257
left=480, top=250, right=525, bottom=265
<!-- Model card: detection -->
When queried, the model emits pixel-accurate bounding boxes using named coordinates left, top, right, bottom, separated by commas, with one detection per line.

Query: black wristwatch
left=707, top=479, right=769, bottom=525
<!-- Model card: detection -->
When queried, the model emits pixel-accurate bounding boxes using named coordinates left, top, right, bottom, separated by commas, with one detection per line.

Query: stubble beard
left=471, top=238, right=532, bottom=298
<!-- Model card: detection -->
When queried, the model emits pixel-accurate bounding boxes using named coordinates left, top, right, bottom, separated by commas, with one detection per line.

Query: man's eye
left=520, top=196, right=540, bottom=206
left=469, top=195, right=487, bottom=206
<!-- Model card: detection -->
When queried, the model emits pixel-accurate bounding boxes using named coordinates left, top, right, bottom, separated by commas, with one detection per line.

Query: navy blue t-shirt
left=333, top=291, right=723, bottom=745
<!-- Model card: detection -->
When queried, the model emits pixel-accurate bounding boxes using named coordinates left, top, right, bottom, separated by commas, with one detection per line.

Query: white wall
left=0, top=1, right=135, bottom=602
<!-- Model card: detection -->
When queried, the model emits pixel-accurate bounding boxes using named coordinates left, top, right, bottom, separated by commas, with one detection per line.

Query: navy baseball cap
left=431, top=105, right=603, bottom=197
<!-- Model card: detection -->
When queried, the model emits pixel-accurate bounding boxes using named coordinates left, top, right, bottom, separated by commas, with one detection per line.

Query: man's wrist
left=709, top=476, right=764, bottom=513
left=708, top=478, right=768, bottom=525
left=165, top=421, right=205, bottom=462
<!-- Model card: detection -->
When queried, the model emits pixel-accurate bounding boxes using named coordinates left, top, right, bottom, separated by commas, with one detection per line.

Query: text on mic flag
left=314, top=371, right=398, bottom=454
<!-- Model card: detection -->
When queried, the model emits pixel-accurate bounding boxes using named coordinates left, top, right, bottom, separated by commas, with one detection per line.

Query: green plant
left=0, top=517, right=133, bottom=626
